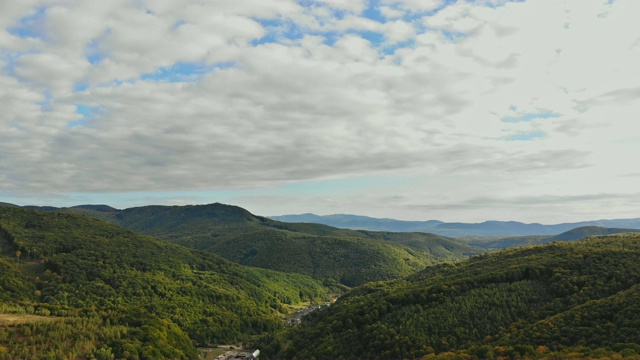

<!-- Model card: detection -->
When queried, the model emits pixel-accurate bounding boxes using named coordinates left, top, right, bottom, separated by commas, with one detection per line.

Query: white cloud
left=334, top=35, right=379, bottom=61
left=379, top=6, right=405, bottom=20
left=382, top=0, right=444, bottom=13
left=1, top=0, right=639, bottom=223
left=424, top=3, right=488, bottom=34
left=314, top=0, right=367, bottom=13
left=332, top=14, right=382, bottom=33
left=382, top=20, right=416, bottom=43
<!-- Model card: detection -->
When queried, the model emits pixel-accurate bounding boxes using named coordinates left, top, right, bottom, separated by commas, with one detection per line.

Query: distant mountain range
left=467, top=226, right=640, bottom=249
left=270, top=213, right=640, bottom=237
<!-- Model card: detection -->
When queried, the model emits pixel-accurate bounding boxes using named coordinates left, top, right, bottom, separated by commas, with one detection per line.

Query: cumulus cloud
left=1, top=0, right=639, bottom=222
left=314, top=0, right=367, bottom=13
left=383, top=0, right=445, bottom=13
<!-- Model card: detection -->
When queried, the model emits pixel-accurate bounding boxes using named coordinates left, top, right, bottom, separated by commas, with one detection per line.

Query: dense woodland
left=0, top=207, right=330, bottom=359
left=258, top=233, right=640, bottom=359
left=31, top=203, right=482, bottom=286
left=2, top=204, right=640, bottom=359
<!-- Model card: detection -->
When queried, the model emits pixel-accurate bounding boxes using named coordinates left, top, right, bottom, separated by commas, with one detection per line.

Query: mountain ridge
left=467, top=225, right=640, bottom=249
left=271, top=213, right=640, bottom=236
left=0, top=202, right=482, bottom=286
left=4, top=202, right=638, bottom=237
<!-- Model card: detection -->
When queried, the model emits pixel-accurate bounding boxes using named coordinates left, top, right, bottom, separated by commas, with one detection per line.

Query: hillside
left=271, top=213, right=445, bottom=233
left=0, top=202, right=19, bottom=208
left=9, top=203, right=482, bottom=286
left=206, top=230, right=433, bottom=287
left=467, top=226, right=640, bottom=250
left=545, top=226, right=640, bottom=242
left=259, top=233, right=640, bottom=359
left=0, top=207, right=330, bottom=359
left=271, top=213, right=640, bottom=237
left=355, top=231, right=480, bottom=260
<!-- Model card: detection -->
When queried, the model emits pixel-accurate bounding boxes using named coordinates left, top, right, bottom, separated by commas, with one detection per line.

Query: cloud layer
left=1, top=0, right=639, bottom=222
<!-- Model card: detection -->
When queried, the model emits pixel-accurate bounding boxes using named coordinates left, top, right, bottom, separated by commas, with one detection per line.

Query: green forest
left=258, top=233, right=640, bottom=359
left=0, top=207, right=330, bottom=359
left=2, top=204, right=640, bottom=359
left=31, top=203, right=482, bottom=286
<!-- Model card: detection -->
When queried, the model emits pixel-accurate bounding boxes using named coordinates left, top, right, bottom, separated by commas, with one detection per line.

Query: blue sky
left=1, top=0, right=639, bottom=223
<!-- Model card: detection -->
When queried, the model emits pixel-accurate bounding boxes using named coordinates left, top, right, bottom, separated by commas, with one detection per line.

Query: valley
left=3, top=1, right=637, bottom=359
left=0, top=203, right=639, bottom=359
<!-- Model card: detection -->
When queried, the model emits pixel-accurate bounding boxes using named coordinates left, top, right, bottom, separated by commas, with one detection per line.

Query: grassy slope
left=259, top=233, right=640, bottom=359
left=0, top=207, right=330, bottom=359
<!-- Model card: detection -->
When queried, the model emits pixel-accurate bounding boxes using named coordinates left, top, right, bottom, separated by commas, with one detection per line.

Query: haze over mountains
left=271, top=213, right=640, bottom=237
left=467, top=226, right=640, bottom=250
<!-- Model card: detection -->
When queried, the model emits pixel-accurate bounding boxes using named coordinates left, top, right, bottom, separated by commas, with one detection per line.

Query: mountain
left=0, top=206, right=330, bottom=359
left=544, top=226, right=640, bottom=241
left=0, top=202, right=19, bottom=208
left=467, top=226, right=640, bottom=249
left=12, top=203, right=482, bottom=287
left=270, top=213, right=640, bottom=237
left=70, top=204, right=119, bottom=212
left=258, top=233, right=640, bottom=359
left=354, top=230, right=480, bottom=260
left=272, top=213, right=445, bottom=233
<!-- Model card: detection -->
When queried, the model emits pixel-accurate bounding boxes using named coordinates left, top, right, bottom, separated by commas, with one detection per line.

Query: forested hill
left=3, top=202, right=483, bottom=286
left=546, top=226, right=640, bottom=241
left=259, top=233, right=640, bottom=359
left=467, top=226, right=640, bottom=250
left=0, top=206, right=330, bottom=359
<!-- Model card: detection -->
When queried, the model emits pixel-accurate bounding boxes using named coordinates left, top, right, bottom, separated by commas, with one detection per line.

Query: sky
left=1, top=0, right=639, bottom=224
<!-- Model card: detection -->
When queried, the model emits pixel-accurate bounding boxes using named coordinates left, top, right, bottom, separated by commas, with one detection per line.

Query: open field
left=0, top=314, right=57, bottom=325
